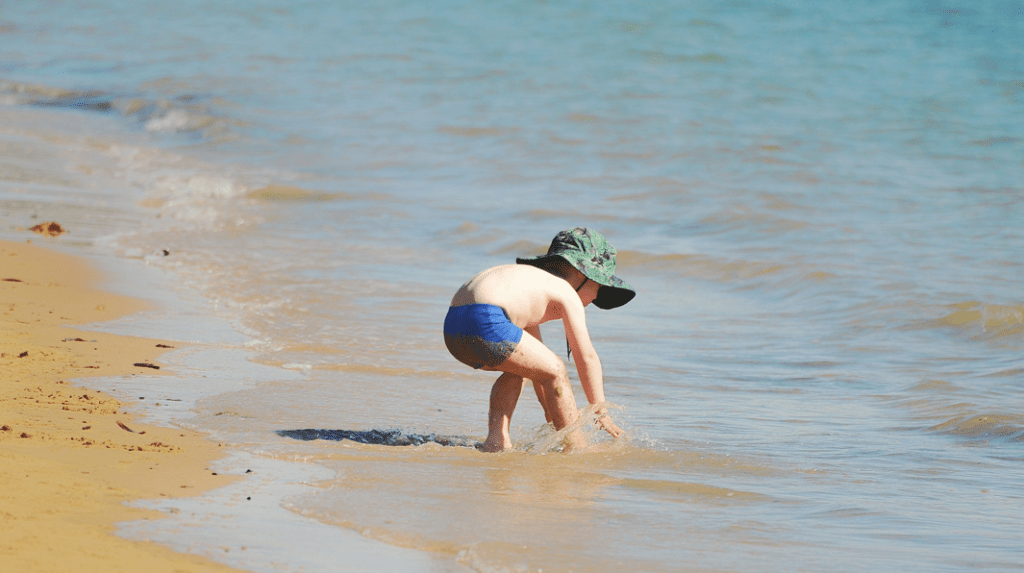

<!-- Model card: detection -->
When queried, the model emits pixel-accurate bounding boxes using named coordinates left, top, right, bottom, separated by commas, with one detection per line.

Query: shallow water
left=2, top=1, right=1023, bottom=571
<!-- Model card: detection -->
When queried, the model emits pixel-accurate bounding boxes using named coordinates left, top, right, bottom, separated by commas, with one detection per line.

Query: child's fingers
left=597, top=417, right=624, bottom=438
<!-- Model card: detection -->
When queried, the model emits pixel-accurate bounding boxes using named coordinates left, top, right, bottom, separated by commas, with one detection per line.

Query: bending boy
left=443, top=227, right=636, bottom=452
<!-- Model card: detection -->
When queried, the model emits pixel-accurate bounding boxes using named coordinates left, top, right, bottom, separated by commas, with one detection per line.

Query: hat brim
left=593, top=277, right=636, bottom=310
left=516, top=255, right=636, bottom=310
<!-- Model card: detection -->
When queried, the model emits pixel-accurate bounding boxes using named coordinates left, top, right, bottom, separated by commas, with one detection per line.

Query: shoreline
left=0, top=238, right=250, bottom=573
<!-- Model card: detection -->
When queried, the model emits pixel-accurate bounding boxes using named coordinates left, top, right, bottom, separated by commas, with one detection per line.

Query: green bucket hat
left=516, top=227, right=636, bottom=310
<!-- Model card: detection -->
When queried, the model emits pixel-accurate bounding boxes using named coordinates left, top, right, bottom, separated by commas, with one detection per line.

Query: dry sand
left=1, top=238, right=248, bottom=573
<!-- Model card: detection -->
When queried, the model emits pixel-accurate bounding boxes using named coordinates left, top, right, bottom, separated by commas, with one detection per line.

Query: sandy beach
left=0, top=238, right=247, bottom=573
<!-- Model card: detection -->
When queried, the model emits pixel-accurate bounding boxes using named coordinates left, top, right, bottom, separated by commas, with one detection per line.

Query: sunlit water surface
left=1, top=1, right=1022, bottom=571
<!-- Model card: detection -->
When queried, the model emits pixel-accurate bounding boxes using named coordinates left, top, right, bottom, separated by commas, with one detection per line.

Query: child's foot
left=477, top=436, right=512, bottom=452
left=561, top=429, right=586, bottom=452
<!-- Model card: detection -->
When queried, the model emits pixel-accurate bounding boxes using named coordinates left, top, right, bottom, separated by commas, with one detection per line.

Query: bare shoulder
left=494, top=264, right=572, bottom=296
left=466, top=264, right=557, bottom=289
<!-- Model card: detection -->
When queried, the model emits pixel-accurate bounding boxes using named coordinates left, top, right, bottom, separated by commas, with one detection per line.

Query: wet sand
left=0, top=238, right=248, bottom=573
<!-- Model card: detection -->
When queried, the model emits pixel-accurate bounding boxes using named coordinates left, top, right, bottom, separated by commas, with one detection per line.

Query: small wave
left=245, top=185, right=354, bottom=202
left=616, top=249, right=832, bottom=289
left=489, top=239, right=545, bottom=256
left=143, top=108, right=216, bottom=134
left=979, top=368, right=1024, bottom=379
left=631, top=49, right=728, bottom=65
left=907, top=379, right=963, bottom=393
left=281, top=363, right=313, bottom=371
left=968, top=136, right=1019, bottom=147
left=928, top=413, right=1024, bottom=442
left=931, top=301, right=1024, bottom=339
left=616, top=477, right=757, bottom=500
left=0, top=80, right=113, bottom=111
left=1, top=79, right=228, bottom=139
left=147, top=174, right=248, bottom=201
left=304, top=362, right=461, bottom=379
left=852, top=380, right=1024, bottom=444
left=437, top=125, right=519, bottom=137
left=94, top=143, right=277, bottom=235
left=697, top=203, right=809, bottom=234
left=134, top=174, right=251, bottom=226
left=516, top=404, right=635, bottom=454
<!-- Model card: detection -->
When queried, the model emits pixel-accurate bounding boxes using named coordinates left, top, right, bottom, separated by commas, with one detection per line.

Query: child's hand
left=596, top=414, right=624, bottom=439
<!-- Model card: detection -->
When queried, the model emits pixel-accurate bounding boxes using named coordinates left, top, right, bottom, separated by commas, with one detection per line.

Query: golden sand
left=0, top=239, right=247, bottom=573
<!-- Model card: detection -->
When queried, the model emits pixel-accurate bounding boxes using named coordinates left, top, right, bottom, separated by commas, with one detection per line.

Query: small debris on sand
left=133, top=362, right=160, bottom=370
left=29, top=222, right=67, bottom=237
left=116, top=421, right=144, bottom=434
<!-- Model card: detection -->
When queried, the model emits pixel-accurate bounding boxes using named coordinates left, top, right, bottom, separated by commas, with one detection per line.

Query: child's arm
left=559, top=298, right=624, bottom=439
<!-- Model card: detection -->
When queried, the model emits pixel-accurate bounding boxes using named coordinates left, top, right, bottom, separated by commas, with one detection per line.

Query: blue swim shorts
left=443, top=304, right=523, bottom=369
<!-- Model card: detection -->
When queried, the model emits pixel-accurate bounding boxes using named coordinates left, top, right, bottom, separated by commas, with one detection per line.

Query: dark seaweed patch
left=277, top=428, right=477, bottom=448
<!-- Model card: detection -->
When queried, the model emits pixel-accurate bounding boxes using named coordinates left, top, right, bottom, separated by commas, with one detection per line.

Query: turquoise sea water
left=2, top=1, right=1023, bottom=572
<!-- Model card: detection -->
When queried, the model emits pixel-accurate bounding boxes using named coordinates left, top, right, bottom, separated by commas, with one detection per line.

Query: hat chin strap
left=567, top=277, right=589, bottom=360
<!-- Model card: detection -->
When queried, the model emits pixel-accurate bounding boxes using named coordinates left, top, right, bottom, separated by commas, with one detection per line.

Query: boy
left=443, top=227, right=636, bottom=452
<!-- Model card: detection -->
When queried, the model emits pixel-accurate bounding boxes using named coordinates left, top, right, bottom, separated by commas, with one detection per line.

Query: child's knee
left=537, top=364, right=570, bottom=391
left=539, top=360, right=568, bottom=382
left=553, top=360, right=569, bottom=380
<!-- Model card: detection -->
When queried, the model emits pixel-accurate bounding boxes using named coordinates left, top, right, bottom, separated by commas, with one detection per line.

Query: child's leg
left=522, top=326, right=554, bottom=425
left=532, top=380, right=554, bottom=424
left=483, top=332, right=583, bottom=451
left=479, top=372, right=526, bottom=452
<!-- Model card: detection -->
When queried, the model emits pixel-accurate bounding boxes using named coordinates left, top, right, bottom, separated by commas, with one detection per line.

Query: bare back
left=449, top=264, right=576, bottom=329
